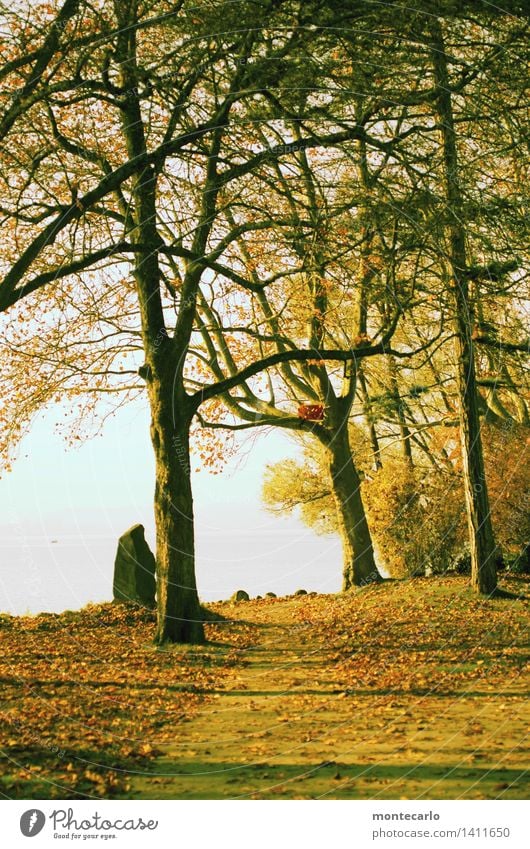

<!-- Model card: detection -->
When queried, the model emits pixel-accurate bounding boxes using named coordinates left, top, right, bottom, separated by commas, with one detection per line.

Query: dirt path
left=130, top=586, right=529, bottom=800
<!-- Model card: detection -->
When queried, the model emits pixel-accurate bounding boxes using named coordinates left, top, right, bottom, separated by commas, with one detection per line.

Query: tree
left=263, top=409, right=529, bottom=579
left=0, top=0, right=410, bottom=639
left=191, top=131, right=429, bottom=588
left=426, top=17, right=525, bottom=594
left=1, top=0, right=527, bottom=639
left=335, top=7, right=529, bottom=593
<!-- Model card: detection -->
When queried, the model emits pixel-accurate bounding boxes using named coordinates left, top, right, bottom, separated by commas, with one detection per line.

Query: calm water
left=0, top=523, right=342, bottom=616
left=0, top=403, right=343, bottom=616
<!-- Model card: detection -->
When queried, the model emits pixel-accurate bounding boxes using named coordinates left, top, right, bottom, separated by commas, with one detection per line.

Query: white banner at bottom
left=2, top=799, right=529, bottom=849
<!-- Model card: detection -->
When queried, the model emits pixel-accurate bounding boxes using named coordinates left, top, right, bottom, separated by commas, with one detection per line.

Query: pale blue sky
left=0, top=397, right=343, bottom=615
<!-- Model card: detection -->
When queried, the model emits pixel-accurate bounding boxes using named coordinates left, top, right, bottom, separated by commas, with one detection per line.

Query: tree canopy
left=0, top=0, right=528, bottom=641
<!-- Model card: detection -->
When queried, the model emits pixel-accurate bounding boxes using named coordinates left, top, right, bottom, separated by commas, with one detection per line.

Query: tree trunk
left=358, top=366, right=383, bottom=470
left=387, top=354, right=413, bottom=466
left=326, top=425, right=381, bottom=590
left=113, top=9, right=206, bottom=641
left=149, top=379, right=204, bottom=644
left=430, top=19, right=497, bottom=595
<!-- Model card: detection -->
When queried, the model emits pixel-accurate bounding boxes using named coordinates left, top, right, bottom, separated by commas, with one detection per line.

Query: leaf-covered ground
left=1, top=576, right=528, bottom=799
left=0, top=604, right=253, bottom=798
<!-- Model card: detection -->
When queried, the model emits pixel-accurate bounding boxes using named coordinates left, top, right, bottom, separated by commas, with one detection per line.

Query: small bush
left=362, top=459, right=465, bottom=578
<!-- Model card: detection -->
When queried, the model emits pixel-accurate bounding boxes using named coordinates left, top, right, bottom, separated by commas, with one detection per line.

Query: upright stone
left=113, top=524, right=156, bottom=607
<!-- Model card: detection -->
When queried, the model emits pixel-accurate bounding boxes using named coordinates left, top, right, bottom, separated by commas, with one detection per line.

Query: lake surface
left=0, top=521, right=342, bottom=616
left=0, top=402, right=343, bottom=617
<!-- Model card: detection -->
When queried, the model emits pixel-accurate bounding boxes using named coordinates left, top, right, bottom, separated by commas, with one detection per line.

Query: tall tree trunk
left=115, top=2, right=204, bottom=641
left=358, top=365, right=383, bottom=471
left=149, top=382, right=204, bottom=644
left=387, top=354, right=413, bottom=465
left=430, top=20, right=497, bottom=594
left=326, top=425, right=381, bottom=590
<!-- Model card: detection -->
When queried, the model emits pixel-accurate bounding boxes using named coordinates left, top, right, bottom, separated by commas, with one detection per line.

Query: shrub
left=362, top=459, right=465, bottom=578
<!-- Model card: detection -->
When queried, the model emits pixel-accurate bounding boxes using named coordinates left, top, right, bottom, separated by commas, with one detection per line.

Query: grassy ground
left=1, top=575, right=528, bottom=799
